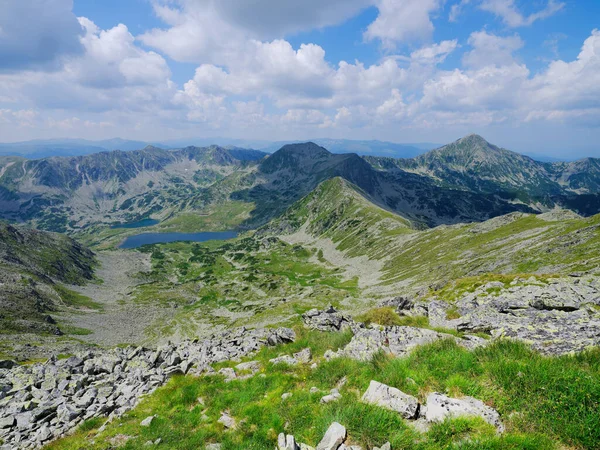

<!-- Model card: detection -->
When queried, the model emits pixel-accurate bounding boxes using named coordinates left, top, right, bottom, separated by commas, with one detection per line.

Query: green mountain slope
left=0, top=146, right=266, bottom=232
left=265, top=177, right=411, bottom=259
left=365, top=134, right=600, bottom=212
left=0, top=223, right=96, bottom=335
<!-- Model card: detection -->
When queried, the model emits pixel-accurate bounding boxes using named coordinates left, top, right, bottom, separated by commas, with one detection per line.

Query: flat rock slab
left=425, top=392, right=504, bottom=432
left=362, top=380, right=419, bottom=419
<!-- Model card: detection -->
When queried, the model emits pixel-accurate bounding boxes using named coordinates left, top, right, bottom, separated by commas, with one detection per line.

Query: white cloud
left=410, top=40, right=459, bottom=64
left=450, top=0, right=564, bottom=27
left=479, top=0, right=564, bottom=27
left=526, top=30, right=600, bottom=114
left=139, top=0, right=371, bottom=64
left=462, top=31, right=523, bottom=68
left=364, top=0, right=442, bottom=48
left=73, top=18, right=171, bottom=88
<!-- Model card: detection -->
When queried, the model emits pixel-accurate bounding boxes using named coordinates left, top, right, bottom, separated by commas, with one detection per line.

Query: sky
left=0, top=0, right=599, bottom=157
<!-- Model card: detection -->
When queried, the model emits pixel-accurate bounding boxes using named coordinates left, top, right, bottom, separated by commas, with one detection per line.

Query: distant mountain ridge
left=0, top=137, right=438, bottom=159
left=1, top=134, right=600, bottom=233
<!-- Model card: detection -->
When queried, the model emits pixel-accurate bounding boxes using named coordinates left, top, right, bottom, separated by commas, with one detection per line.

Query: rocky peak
left=260, top=142, right=331, bottom=174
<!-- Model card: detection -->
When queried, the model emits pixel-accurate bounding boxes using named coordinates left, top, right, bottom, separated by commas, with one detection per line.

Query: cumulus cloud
left=0, top=0, right=84, bottom=71
left=139, top=0, right=371, bottom=64
left=526, top=30, right=600, bottom=114
left=462, top=31, right=523, bottom=68
left=0, top=0, right=598, bottom=147
left=364, top=0, right=442, bottom=47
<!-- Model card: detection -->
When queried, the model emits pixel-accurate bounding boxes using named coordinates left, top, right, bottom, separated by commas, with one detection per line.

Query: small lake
left=119, top=231, right=238, bottom=249
left=111, top=219, right=160, bottom=229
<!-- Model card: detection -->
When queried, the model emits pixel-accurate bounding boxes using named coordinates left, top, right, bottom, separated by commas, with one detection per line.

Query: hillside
left=0, top=223, right=96, bottom=336
left=0, top=146, right=266, bottom=232
left=2, top=135, right=600, bottom=236
left=1, top=163, right=600, bottom=449
left=365, top=134, right=600, bottom=213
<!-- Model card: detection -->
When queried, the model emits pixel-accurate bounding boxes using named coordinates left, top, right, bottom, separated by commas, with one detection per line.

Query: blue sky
left=0, top=0, right=599, bottom=157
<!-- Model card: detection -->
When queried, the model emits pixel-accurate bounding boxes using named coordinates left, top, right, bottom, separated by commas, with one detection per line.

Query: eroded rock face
left=0, top=327, right=295, bottom=449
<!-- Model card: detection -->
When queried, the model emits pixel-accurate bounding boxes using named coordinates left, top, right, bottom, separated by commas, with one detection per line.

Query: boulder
left=424, top=393, right=504, bottom=432
left=316, top=422, right=346, bottom=450
left=302, top=307, right=356, bottom=332
left=361, top=381, right=419, bottom=419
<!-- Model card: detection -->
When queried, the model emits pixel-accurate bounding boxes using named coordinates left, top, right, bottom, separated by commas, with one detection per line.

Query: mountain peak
left=458, top=134, right=492, bottom=147
left=260, top=142, right=331, bottom=174
left=277, top=142, right=331, bottom=158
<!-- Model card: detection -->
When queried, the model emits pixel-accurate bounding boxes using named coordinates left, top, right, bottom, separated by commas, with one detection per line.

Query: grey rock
left=0, top=416, right=15, bottom=429
left=140, top=415, right=155, bottom=427
left=316, top=422, right=346, bottom=450
left=293, top=348, right=312, bottom=364
left=302, top=307, right=357, bottom=332
left=341, top=326, right=485, bottom=361
left=362, top=380, right=419, bottom=419
left=218, top=411, right=236, bottom=429
left=425, top=393, right=504, bottom=432
left=205, top=444, right=222, bottom=450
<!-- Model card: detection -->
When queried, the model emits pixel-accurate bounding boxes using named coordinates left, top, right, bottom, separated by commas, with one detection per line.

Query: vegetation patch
left=48, top=328, right=599, bottom=450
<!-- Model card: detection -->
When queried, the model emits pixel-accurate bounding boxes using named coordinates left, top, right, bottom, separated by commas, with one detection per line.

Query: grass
left=158, top=202, right=255, bottom=233
left=54, top=284, right=103, bottom=311
left=47, top=327, right=600, bottom=450
left=130, top=236, right=361, bottom=340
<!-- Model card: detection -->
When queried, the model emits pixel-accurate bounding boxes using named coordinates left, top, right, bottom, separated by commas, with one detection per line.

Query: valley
left=1, top=136, right=600, bottom=449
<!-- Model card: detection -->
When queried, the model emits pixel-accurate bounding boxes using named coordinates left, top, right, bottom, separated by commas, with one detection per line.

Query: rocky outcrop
left=433, top=277, right=600, bottom=355
left=0, top=327, right=294, bottom=449
left=302, top=306, right=360, bottom=332
left=338, top=326, right=487, bottom=361
left=360, top=381, right=503, bottom=434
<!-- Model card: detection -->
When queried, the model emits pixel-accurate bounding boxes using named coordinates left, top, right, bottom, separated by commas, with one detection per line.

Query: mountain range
left=0, top=137, right=437, bottom=159
left=1, top=134, right=599, bottom=234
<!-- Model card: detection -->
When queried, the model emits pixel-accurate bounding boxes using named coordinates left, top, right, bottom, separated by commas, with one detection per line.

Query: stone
left=320, top=389, right=342, bottom=404
left=362, top=381, right=419, bottom=419
left=425, top=393, right=504, bottom=432
left=282, top=392, right=293, bottom=400
left=341, top=326, right=486, bottom=361
left=235, top=361, right=261, bottom=372
left=205, top=444, right=222, bottom=450
left=270, top=355, right=298, bottom=366
left=218, top=411, right=236, bottom=429
left=218, top=368, right=237, bottom=381
left=293, top=348, right=312, bottom=364
left=140, top=415, right=156, bottom=427
left=0, top=416, right=15, bottom=429
left=316, top=422, right=346, bottom=450
left=302, top=307, right=357, bottom=332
